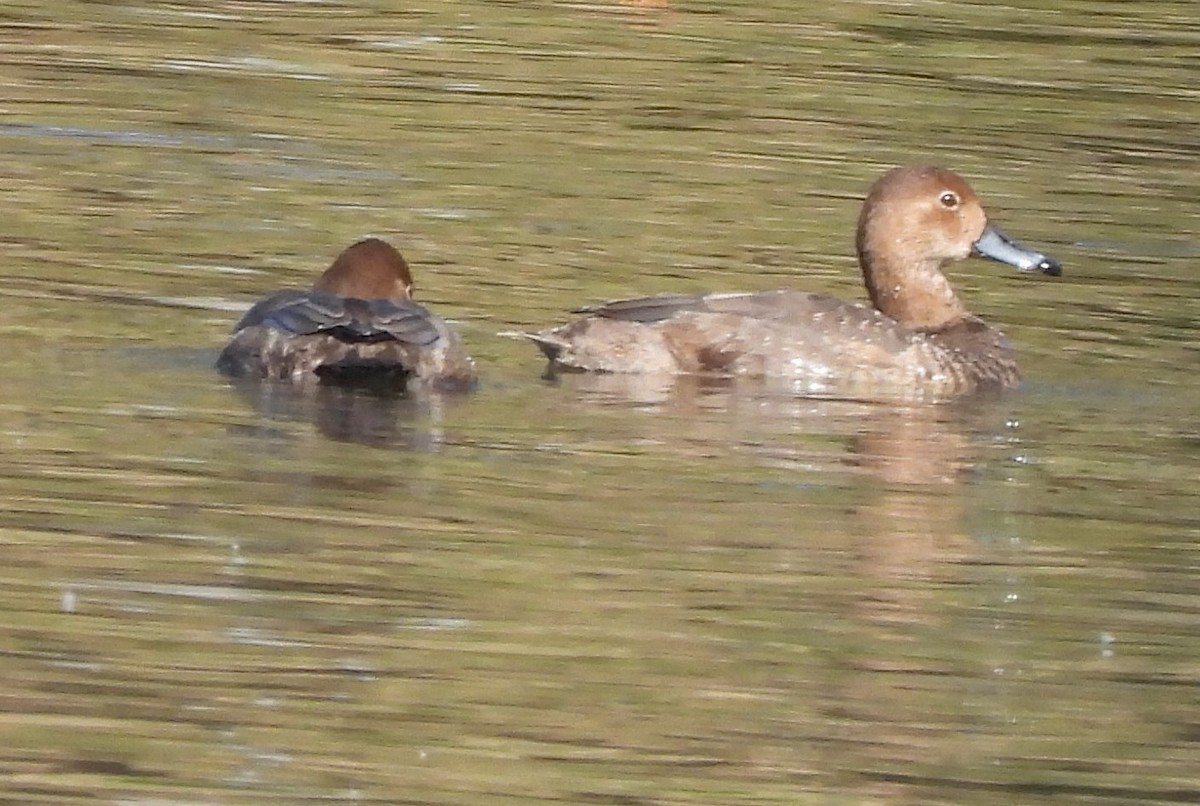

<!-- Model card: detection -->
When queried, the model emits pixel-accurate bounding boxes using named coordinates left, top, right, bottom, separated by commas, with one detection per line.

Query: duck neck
left=859, top=253, right=969, bottom=332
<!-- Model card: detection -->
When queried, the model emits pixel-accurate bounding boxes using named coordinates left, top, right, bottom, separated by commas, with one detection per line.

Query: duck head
left=855, top=166, right=1060, bottom=331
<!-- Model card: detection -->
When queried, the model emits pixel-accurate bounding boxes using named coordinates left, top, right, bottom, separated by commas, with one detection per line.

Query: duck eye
left=939, top=191, right=959, bottom=209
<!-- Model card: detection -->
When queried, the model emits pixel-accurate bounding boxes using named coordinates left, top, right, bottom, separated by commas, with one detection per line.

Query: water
left=0, top=1, right=1196, bottom=803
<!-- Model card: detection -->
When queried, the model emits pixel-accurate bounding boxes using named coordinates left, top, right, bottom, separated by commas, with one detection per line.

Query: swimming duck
left=217, top=238, right=476, bottom=390
left=523, top=166, right=1061, bottom=398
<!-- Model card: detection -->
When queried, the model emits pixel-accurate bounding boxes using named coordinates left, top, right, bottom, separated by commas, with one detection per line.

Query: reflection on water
left=0, top=0, right=1196, bottom=804
left=226, top=376, right=460, bottom=449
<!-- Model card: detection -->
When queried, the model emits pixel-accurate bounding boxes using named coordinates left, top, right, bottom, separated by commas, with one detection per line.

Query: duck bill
left=973, top=223, right=1062, bottom=276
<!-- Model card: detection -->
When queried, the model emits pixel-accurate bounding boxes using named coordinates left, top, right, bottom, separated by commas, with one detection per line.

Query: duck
left=217, top=237, right=476, bottom=390
left=521, top=166, right=1061, bottom=399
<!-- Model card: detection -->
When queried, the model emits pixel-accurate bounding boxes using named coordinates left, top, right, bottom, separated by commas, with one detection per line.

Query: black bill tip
left=974, top=222, right=1063, bottom=278
left=1035, top=256, right=1062, bottom=277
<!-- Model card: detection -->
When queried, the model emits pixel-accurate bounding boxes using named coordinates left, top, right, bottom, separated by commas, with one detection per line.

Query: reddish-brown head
left=854, top=166, right=990, bottom=328
left=313, top=238, right=415, bottom=300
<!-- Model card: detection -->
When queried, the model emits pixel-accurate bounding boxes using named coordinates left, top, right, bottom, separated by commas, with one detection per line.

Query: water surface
left=0, top=1, right=1196, bottom=804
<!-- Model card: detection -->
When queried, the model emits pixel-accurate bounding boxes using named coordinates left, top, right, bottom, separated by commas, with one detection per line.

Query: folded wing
left=234, top=289, right=442, bottom=346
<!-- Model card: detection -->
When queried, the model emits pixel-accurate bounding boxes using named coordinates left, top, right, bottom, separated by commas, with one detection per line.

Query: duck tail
left=498, top=329, right=568, bottom=362
left=525, top=333, right=568, bottom=362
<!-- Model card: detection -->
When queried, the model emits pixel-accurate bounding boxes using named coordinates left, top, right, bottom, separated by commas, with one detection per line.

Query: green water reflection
left=0, top=1, right=1196, bottom=804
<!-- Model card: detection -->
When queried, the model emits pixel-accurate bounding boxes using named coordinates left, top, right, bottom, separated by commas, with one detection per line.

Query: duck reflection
left=544, top=372, right=1021, bottom=798
left=224, top=376, right=459, bottom=450
left=564, top=369, right=1004, bottom=597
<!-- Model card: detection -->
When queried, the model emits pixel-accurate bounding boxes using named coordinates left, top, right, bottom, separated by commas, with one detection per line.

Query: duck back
left=531, top=291, right=1018, bottom=398
left=218, top=289, right=473, bottom=388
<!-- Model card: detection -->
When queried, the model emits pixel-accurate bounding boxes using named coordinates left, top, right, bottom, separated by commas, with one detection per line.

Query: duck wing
left=573, top=292, right=714, bottom=322
left=233, top=290, right=442, bottom=346
left=576, top=290, right=862, bottom=324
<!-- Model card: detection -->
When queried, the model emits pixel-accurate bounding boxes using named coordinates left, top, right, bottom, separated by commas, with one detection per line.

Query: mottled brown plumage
left=524, top=166, right=1060, bottom=400
left=218, top=238, right=475, bottom=390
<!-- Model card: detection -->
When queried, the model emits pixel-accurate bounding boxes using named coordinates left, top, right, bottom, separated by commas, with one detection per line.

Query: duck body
left=217, top=238, right=476, bottom=390
left=525, top=166, right=1061, bottom=400
left=530, top=290, right=1019, bottom=397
